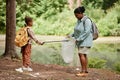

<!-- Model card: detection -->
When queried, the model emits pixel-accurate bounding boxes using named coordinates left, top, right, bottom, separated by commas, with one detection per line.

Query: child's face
left=28, top=21, right=33, bottom=27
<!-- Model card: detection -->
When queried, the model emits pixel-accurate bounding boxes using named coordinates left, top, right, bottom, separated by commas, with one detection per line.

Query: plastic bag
left=61, top=37, right=75, bottom=63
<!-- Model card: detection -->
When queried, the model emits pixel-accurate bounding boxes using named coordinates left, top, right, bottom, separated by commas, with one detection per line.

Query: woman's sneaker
left=76, top=71, right=88, bottom=77
left=15, top=68, right=23, bottom=73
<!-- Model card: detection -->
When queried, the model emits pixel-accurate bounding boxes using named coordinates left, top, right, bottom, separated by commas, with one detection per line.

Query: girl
left=15, top=16, right=44, bottom=72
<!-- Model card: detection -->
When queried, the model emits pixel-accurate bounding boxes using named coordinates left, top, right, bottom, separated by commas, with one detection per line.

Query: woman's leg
left=79, top=53, right=88, bottom=72
left=84, top=54, right=88, bottom=72
left=76, top=47, right=90, bottom=76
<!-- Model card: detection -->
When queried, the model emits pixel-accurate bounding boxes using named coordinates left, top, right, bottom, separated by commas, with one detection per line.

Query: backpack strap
left=26, top=27, right=30, bottom=37
left=83, top=17, right=88, bottom=30
left=83, top=17, right=92, bottom=31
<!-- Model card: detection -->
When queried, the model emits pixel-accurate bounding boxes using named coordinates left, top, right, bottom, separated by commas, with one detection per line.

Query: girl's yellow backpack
left=15, top=27, right=29, bottom=47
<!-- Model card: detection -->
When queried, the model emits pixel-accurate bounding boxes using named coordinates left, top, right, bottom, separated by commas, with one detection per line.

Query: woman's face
left=74, top=13, right=83, bottom=20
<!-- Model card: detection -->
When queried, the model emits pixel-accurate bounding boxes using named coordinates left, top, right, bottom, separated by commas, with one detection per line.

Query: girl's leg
left=22, top=44, right=31, bottom=67
left=15, top=44, right=31, bottom=72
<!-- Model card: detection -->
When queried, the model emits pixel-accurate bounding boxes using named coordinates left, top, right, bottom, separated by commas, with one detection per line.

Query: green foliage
left=51, top=54, right=66, bottom=65
left=97, top=2, right=120, bottom=36
left=102, top=0, right=119, bottom=11
left=82, top=0, right=103, bottom=9
left=90, top=43, right=118, bottom=69
left=33, top=10, right=76, bottom=35
left=85, top=4, right=105, bottom=22
left=88, top=58, right=107, bottom=68
left=82, top=0, right=119, bottom=11
left=0, top=0, right=6, bottom=34
left=0, top=0, right=120, bottom=36
left=31, top=43, right=66, bottom=65
left=114, top=62, right=120, bottom=72
left=16, top=0, right=67, bottom=23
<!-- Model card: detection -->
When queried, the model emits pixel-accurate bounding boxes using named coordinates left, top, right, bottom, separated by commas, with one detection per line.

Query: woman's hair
left=74, top=6, right=85, bottom=14
left=25, top=16, right=32, bottom=25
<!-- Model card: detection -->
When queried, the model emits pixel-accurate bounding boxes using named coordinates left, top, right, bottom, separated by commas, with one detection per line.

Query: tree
left=76, top=0, right=81, bottom=7
left=2, top=0, right=19, bottom=59
left=102, top=0, right=119, bottom=11
left=68, top=0, right=81, bottom=10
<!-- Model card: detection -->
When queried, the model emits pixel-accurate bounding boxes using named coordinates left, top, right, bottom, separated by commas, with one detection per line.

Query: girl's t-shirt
left=27, top=27, right=40, bottom=44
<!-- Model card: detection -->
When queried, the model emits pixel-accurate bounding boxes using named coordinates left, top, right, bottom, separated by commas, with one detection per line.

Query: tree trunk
left=68, top=0, right=82, bottom=10
left=68, top=0, right=74, bottom=10
left=76, top=0, right=81, bottom=7
left=3, top=0, right=19, bottom=59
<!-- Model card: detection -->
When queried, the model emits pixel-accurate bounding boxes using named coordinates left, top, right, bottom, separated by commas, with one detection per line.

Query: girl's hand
left=37, top=41, right=44, bottom=45
left=40, top=42, right=45, bottom=45
left=66, top=35, right=71, bottom=38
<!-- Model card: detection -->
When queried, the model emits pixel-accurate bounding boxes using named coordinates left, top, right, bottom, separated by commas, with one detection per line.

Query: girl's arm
left=27, top=28, right=43, bottom=45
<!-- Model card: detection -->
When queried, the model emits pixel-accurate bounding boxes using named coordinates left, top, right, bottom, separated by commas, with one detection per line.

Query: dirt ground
left=0, top=58, right=119, bottom=80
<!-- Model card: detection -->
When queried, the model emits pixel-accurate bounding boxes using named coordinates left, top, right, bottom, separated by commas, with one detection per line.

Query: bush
left=31, top=43, right=66, bottom=65
left=97, top=1, right=120, bottom=36
left=90, top=43, right=118, bottom=69
left=88, top=58, right=107, bottom=68
left=114, top=62, right=120, bottom=72
left=97, top=10, right=119, bottom=36
left=33, top=10, right=76, bottom=35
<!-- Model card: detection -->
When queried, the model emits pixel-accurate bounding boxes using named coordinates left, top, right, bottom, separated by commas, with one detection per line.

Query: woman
left=70, top=6, right=93, bottom=76
left=15, top=16, right=44, bottom=72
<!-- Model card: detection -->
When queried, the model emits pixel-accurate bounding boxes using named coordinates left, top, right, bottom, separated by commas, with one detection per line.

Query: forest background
left=0, top=0, right=120, bottom=36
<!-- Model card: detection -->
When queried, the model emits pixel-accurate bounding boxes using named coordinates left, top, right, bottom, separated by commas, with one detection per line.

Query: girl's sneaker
left=15, top=66, right=33, bottom=72
left=15, top=68, right=23, bottom=73
left=22, top=66, right=33, bottom=71
left=27, top=67, right=33, bottom=71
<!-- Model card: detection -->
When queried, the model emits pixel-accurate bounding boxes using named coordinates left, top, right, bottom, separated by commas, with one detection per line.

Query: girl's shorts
left=78, top=47, right=90, bottom=54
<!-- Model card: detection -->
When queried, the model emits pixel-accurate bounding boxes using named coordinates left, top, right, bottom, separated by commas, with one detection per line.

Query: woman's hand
left=75, top=40, right=78, bottom=43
